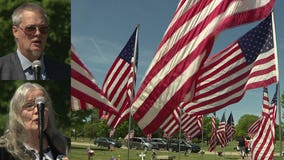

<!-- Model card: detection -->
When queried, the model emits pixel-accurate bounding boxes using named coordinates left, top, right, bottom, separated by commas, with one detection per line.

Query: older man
left=0, top=2, right=70, bottom=80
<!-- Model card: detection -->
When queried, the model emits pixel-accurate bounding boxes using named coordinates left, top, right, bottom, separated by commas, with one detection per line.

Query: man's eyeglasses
left=18, top=25, right=49, bottom=36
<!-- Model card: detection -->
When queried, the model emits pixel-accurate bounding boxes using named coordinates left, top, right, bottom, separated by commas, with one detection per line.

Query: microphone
left=32, top=60, right=41, bottom=80
left=35, top=96, right=46, bottom=111
left=35, top=96, right=46, bottom=160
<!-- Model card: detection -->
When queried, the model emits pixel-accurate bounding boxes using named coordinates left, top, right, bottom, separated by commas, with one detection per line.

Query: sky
left=71, top=0, right=284, bottom=125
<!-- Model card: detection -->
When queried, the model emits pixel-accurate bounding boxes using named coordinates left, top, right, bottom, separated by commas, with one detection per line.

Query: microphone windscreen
left=35, top=96, right=46, bottom=105
left=32, top=60, right=41, bottom=69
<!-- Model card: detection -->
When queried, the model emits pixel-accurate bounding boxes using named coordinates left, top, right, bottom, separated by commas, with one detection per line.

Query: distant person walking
left=245, top=137, right=250, bottom=157
left=238, top=136, right=246, bottom=159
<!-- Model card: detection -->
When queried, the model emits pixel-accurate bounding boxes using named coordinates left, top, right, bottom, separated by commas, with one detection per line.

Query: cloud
left=71, top=35, right=157, bottom=88
left=72, top=35, right=121, bottom=85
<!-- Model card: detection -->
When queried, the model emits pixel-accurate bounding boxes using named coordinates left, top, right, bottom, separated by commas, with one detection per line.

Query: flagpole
left=214, top=112, right=217, bottom=159
left=127, top=24, right=139, bottom=160
left=178, top=106, right=183, bottom=160
left=201, top=115, right=204, bottom=147
left=271, top=11, right=282, bottom=158
left=277, top=83, right=282, bottom=158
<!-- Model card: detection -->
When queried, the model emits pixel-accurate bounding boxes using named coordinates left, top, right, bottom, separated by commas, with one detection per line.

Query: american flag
left=160, top=108, right=180, bottom=137
left=226, top=112, right=235, bottom=141
left=248, top=118, right=262, bottom=138
left=182, top=114, right=202, bottom=139
left=270, top=83, right=279, bottom=145
left=248, top=85, right=278, bottom=138
left=216, top=112, right=227, bottom=147
left=163, top=132, right=170, bottom=139
left=124, top=129, right=135, bottom=140
left=131, top=0, right=275, bottom=134
left=183, top=14, right=278, bottom=116
left=251, top=86, right=277, bottom=160
left=146, top=134, right=152, bottom=140
left=269, top=84, right=278, bottom=141
left=208, top=113, right=217, bottom=152
left=109, top=128, right=116, bottom=138
left=101, top=27, right=138, bottom=128
left=184, top=133, right=191, bottom=143
left=160, top=108, right=202, bottom=138
left=71, top=45, right=117, bottom=115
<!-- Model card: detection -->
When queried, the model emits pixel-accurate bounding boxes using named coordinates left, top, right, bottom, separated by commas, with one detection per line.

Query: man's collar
left=16, top=49, right=45, bottom=71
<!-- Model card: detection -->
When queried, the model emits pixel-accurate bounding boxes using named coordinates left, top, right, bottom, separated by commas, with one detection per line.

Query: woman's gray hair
left=12, top=2, right=48, bottom=26
left=4, top=82, right=67, bottom=159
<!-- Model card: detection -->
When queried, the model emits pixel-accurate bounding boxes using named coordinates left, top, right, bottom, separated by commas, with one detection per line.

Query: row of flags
left=250, top=86, right=278, bottom=159
left=160, top=108, right=203, bottom=139
left=207, top=85, right=278, bottom=159
left=208, top=112, right=236, bottom=151
left=71, top=1, right=279, bottom=157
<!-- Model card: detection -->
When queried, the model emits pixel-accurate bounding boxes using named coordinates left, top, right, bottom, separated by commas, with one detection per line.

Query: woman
left=245, top=137, right=250, bottom=157
left=0, top=82, right=69, bottom=160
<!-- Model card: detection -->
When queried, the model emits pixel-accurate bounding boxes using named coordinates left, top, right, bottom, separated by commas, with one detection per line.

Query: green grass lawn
left=69, top=145, right=239, bottom=160
left=69, top=139, right=283, bottom=160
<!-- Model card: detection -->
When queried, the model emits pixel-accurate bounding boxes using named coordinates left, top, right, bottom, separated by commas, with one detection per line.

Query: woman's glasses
left=22, top=102, right=48, bottom=112
left=18, top=25, right=49, bottom=36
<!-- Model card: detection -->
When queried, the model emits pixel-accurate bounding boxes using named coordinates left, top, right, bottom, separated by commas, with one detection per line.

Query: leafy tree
left=235, top=114, right=259, bottom=138
left=113, top=120, right=131, bottom=139
left=0, top=0, right=70, bottom=63
left=281, top=90, right=284, bottom=129
left=0, top=81, right=24, bottom=134
left=280, top=89, right=284, bottom=140
left=201, top=115, right=217, bottom=142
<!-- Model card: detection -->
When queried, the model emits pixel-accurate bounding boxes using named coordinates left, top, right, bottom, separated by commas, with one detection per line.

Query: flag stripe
left=248, top=118, right=262, bottom=138
left=160, top=110, right=180, bottom=137
left=182, top=115, right=202, bottom=138
left=208, top=113, right=217, bottom=152
left=71, top=50, right=94, bottom=79
left=71, top=75, right=115, bottom=112
left=71, top=47, right=117, bottom=114
left=104, top=60, right=130, bottom=101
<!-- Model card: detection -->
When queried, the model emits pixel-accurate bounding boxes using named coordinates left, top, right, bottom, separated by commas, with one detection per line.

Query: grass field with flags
left=69, top=139, right=282, bottom=160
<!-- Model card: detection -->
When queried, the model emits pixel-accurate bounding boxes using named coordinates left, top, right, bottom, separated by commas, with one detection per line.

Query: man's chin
left=31, top=50, right=42, bottom=58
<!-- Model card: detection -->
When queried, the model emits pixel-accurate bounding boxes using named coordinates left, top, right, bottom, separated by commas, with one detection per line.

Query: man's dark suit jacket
left=0, top=52, right=70, bottom=80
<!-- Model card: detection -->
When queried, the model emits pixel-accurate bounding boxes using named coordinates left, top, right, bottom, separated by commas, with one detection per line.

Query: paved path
left=72, top=141, right=96, bottom=147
